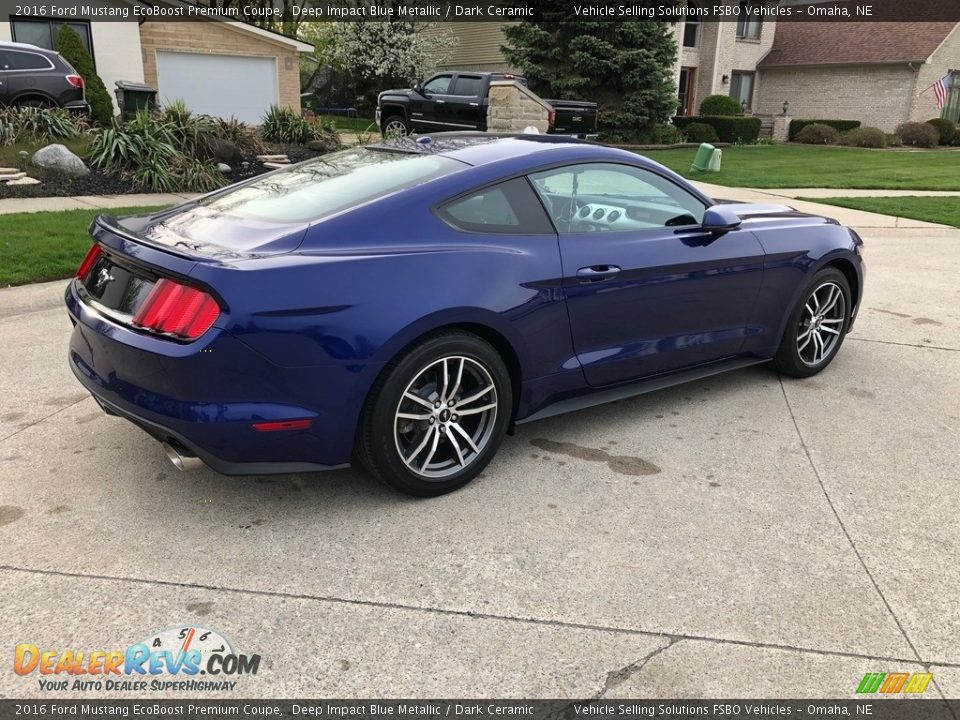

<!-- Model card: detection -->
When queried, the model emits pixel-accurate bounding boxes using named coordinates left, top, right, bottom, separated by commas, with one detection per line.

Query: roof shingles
left=758, top=21, right=956, bottom=67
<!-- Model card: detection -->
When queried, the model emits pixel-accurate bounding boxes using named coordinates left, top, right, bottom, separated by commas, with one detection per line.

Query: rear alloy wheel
left=357, top=331, right=511, bottom=496
left=382, top=115, right=409, bottom=138
left=774, top=267, right=851, bottom=378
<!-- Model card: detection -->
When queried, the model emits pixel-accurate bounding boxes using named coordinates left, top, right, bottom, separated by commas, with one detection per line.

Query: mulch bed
left=0, top=144, right=325, bottom=200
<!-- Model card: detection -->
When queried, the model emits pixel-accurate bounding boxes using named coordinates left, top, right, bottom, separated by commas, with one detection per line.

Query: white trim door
left=156, top=51, right=278, bottom=123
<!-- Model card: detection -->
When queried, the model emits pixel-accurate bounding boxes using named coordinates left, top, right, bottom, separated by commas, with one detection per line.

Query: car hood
left=380, top=88, right=415, bottom=99
left=104, top=205, right=309, bottom=260
left=716, top=201, right=837, bottom=224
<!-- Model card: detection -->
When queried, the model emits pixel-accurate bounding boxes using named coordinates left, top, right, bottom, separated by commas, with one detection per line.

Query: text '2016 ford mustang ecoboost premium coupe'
left=66, top=134, right=864, bottom=496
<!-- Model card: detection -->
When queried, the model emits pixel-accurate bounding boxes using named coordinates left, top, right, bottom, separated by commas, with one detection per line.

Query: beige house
left=432, top=7, right=960, bottom=133
left=0, top=0, right=311, bottom=123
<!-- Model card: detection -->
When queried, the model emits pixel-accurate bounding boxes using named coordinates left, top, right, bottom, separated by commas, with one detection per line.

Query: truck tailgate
left=547, top=100, right=598, bottom=135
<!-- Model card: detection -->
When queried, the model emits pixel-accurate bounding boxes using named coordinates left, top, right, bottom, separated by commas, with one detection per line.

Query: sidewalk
left=0, top=192, right=198, bottom=215
left=691, top=181, right=952, bottom=229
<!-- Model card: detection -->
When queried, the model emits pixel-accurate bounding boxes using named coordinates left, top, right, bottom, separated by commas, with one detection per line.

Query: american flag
left=934, top=72, right=952, bottom=109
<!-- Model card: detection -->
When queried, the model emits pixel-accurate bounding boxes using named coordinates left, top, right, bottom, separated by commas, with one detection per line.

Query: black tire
left=356, top=330, right=512, bottom=497
left=381, top=114, right=409, bottom=138
left=774, top=267, right=852, bottom=378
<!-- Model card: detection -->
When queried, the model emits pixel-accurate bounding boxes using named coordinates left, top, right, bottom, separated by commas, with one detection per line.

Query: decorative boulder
left=202, top=138, right=242, bottom=165
left=217, top=163, right=232, bottom=173
left=32, top=144, right=89, bottom=176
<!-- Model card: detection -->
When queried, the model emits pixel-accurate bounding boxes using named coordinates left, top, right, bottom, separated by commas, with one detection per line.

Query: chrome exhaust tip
left=161, top=442, right=205, bottom=471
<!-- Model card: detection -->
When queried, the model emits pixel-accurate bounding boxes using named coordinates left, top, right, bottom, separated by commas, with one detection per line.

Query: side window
left=422, top=75, right=453, bottom=95
left=438, top=177, right=555, bottom=235
left=452, top=75, right=482, bottom=97
left=4, top=50, right=53, bottom=71
left=528, top=163, right=706, bottom=234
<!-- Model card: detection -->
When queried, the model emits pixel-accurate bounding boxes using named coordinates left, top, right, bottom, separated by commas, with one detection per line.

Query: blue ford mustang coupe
left=66, top=134, right=864, bottom=496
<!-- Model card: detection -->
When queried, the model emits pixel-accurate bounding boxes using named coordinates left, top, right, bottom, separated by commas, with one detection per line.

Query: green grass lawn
left=798, top=196, right=960, bottom=228
left=640, top=145, right=960, bottom=191
left=0, top=205, right=167, bottom=287
left=0, top=137, right=91, bottom=176
left=317, top=114, right=377, bottom=133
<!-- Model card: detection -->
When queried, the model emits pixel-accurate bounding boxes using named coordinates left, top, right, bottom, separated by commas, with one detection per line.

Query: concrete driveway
left=0, top=199, right=958, bottom=699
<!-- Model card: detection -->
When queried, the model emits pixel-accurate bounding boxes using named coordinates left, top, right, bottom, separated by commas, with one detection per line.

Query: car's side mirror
left=413, top=83, right=425, bottom=95
left=701, top=205, right=742, bottom=234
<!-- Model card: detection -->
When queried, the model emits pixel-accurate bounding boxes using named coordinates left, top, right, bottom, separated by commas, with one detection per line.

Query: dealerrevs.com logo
left=14, top=625, right=261, bottom=693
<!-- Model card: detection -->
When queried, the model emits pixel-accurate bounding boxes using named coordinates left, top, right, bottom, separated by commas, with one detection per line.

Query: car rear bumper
left=63, top=100, right=90, bottom=115
left=65, top=281, right=376, bottom=474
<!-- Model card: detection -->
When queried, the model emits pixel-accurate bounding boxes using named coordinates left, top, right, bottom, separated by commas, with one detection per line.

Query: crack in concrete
left=849, top=337, right=960, bottom=352
left=778, top=376, right=925, bottom=666
left=0, top=397, right=88, bottom=445
left=595, top=636, right=682, bottom=699
left=3, top=564, right=958, bottom=669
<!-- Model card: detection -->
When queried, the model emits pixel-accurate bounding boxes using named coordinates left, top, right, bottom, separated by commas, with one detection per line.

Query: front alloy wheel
left=797, top=281, right=846, bottom=366
left=774, top=267, right=852, bottom=378
left=357, top=331, right=511, bottom=496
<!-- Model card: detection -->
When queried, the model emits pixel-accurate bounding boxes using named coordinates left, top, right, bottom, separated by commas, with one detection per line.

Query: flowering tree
left=306, top=21, right=454, bottom=110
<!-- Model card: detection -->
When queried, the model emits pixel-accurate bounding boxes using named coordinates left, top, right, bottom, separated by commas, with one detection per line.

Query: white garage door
left=156, top=51, right=278, bottom=124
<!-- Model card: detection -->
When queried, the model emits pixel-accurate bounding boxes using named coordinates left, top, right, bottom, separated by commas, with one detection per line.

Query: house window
left=729, top=71, right=755, bottom=110
left=11, top=20, right=94, bottom=64
left=683, top=2, right=700, bottom=47
left=736, top=1, right=763, bottom=39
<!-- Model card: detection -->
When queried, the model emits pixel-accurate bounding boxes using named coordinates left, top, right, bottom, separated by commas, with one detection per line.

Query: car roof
left=371, top=133, right=604, bottom=167
left=0, top=40, right=49, bottom=52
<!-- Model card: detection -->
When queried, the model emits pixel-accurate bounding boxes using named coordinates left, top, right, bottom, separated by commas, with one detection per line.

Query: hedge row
left=672, top=115, right=763, bottom=143
left=788, top=119, right=861, bottom=141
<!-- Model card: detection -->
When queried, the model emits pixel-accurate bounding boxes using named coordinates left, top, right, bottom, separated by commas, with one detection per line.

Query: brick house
left=431, top=6, right=960, bottom=132
left=0, top=0, right=311, bottom=123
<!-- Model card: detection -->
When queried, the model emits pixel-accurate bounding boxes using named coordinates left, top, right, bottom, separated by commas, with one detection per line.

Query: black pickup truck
left=376, top=71, right=598, bottom=137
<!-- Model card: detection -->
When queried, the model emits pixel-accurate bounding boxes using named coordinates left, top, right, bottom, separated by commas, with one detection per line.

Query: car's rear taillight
left=132, top=278, right=220, bottom=340
left=76, top=245, right=102, bottom=279
left=547, top=108, right=556, bottom=127
left=66, top=74, right=84, bottom=88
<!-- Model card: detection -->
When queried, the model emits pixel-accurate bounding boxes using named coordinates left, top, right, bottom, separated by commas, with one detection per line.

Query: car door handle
left=469, top=102, right=479, bottom=106
left=436, top=99, right=446, bottom=104
left=576, top=265, right=621, bottom=282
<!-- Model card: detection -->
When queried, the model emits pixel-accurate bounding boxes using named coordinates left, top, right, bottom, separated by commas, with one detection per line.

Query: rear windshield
left=199, top=148, right=466, bottom=223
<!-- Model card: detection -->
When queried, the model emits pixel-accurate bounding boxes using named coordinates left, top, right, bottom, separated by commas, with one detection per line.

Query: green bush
left=55, top=25, right=113, bottom=125
left=788, top=119, right=861, bottom=141
left=926, top=118, right=957, bottom=145
left=672, top=115, right=762, bottom=143
left=0, top=106, right=81, bottom=144
left=212, top=116, right=262, bottom=153
left=897, top=122, right=939, bottom=148
left=840, top=126, right=887, bottom=148
left=886, top=133, right=902, bottom=147
left=262, top=105, right=315, bottom=144
left=161, top=100, right=215, bottom=157
left=87, top=109, right=224, bottom=192
left=795, top=123, right=840, bottom=145
left=683, top=122, right=720, bottom=144
left=698, top=95, right=743, bottom=116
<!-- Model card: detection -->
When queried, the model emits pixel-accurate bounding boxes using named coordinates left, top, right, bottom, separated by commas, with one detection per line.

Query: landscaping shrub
left=795, top=123, right=840, bottom=145
left=683, top=122, right=720, bottom=144
left=926, top=118, right=957, bottom=145
left=673, top=115, right=762, bottom=143
left=840, top=126, right=887, bottom=148
left=0, top=106, right=80, bottom=144
left=698, top=94, right=743, bottom=116
left=87, top=109, right=224, bottom=192
left=788, top=119, right=861, bottom=141
left=886, top=133, right=902, bottom=147
left=161, top=100, right=215, bottom=158
left=897, top=122, right=939, bottom=148
left=262, top=105, right=316, bottom=144
left=55, top=25, right=113, bottom=125
left=212, top=116, right=262, bottom=153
